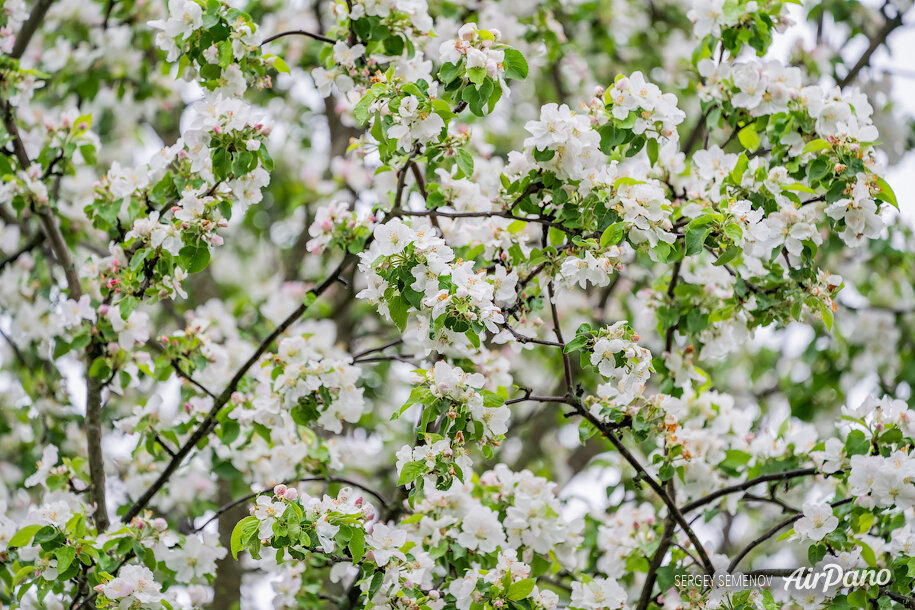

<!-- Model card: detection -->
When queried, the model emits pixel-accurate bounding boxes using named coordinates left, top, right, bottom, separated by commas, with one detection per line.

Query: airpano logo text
left=782, top=564, right=891, bottom=592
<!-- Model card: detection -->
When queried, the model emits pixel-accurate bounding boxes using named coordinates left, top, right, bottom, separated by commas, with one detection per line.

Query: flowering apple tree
left=3, top=0, right=915, bottom=609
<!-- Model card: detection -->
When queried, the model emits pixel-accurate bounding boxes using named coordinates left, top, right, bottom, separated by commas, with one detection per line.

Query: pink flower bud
left=274, top=484, right=287, bottom=497
left=284, top=488, right=298, bottom=501
left=98, top=304, right=109, bottom=316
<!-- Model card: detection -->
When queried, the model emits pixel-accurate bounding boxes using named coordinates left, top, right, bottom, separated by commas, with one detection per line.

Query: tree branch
left=261, top=29, right=336, bottom=45
left=838, top=9, right=906, bottom=88
left=573, top=400, right=715, bottom=574
left=546, top=280, right=573, bottom=392
left=11, top=0, right=54, bottom=59
left=122, top=255, right=354, bottom=522
left=193, top=475, right=391, bottom=533
left=726, top=497, right=852, bottom=573
left=680, top=467, right=820, bottom=513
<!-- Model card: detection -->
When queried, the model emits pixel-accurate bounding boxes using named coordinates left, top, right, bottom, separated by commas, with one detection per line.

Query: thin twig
left=726, top=498, right=852, bottom=573
left=122, top=256, right=354, bottom=522
left=261, top=29, right=335, bottom=45
left=193, top=475, right=391, bottom=532
left=681, top=468, right=820, bottom=513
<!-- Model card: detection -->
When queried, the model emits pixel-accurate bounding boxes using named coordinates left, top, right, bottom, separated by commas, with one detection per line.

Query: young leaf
left=231, top=516, right=258, bottom=560
left=737, top=124, right=759, bottom=151
left=502, top=48, right=529, bottom=80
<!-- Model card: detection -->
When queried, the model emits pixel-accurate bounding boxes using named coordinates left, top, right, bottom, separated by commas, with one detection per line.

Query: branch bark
left=122, top=255, right=354, bottom=522
left=2, top=95, right=111, bottom=530
left=838, top=9, right=906, bottom=88
left=10, top=0, right=54, bottom=59
left=726, top=497, right=852, bottom=573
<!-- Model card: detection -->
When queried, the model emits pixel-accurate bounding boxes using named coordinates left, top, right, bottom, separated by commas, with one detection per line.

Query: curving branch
left=261, top=29, right=336, bottom=46
left=573, top=400, right=716, bottom=574
left=838, top=7, right=907, bottom=88
left=726, top=497, right=852, bottom=573
left=122, top=255, right=355, bottom=522
left=192, top=475, right=391, bottom=533
left=10, top=0, right=54, bottom=59
left=680, top=467, right=821, bottom=513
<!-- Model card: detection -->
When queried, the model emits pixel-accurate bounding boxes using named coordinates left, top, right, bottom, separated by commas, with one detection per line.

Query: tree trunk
left=212, top=480, right=245, bottom=609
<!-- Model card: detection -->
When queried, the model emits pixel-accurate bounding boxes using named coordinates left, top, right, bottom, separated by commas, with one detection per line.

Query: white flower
left=95, top=565, right=165, bottom=605
left=165, top=532, right=226, bottom=583
left=148, top=0, right=203, bottom=41
left=366, top=523, right=407, bottom=566
left=374, top=219, right=415, bottom=256
left=687, top=0, right=726, bottom=38
left=455, top=505, right=505, bottom=554
left=24, top=445, right=59, bottom=488
left=332, top=41, right=365, bottom=68
left=31, top=501, right=73, bottom=529
left=253, top=496, right=285, bottom=539
left=794, top=502, right=839, bottom=542
left=570, top=577, right=628, bottom=609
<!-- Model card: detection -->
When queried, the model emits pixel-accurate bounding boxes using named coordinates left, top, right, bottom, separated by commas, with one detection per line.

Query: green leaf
left=502, top=48, right=528, bottom=80
left=348, top=528, right=365, bottom=563
left=466, top=66, right=486, bottom=85
left=506, top=578, right=535, bottom=601
left=507, top=219, right=526, bottom=234
left=729, top=153, right=749, bottom=184
left=439, top=62, right=461, bottom=85
left=72, top=113, right=92, bottom=135
left=178, top=244, right=210, bottom=274
left=353, top=91, right=377, bottom=125
left=55, top=546, right=76, bottom=572
left=599, top=222, right=625, bottom=247
left=13, top=565, right=35, bottom=584
left=646, top=137, right=659, bottom=165
left=231, top=516, right=258, bottom=560
left=272, top=55, right=290, bottom=74
left=386, top=290, right=409, bottom=331
left=397, top=460, right=427, bottom=486
left=713, top=245, right=740, bottom=266
left=783, top=183, right=817, bottom=194
left=737, top=124, right=759, bottom=151
left=614, top=176, right=645, bottom=190
left=844, top=429, right=870, bottom=456
left=685, top=226, right=711, bottom=256
left=8, top=524, right=42, bottom=548
left=874, top=177, right=898, bottom=209
left=455, top=149, right=474, bottom=178
left=801, top=139, right=831, bottom=155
